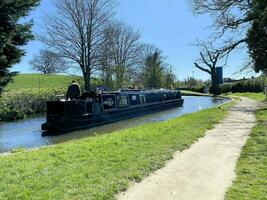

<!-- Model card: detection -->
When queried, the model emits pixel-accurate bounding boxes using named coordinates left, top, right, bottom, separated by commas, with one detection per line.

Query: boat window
left=163, top=93, right=167, bottom=100
left=172, top=92, right=177, bottom=99
left=132, top=95, right=137, bottom=101
left=158, top=93, right=163, bottom=102
left=145, top=93, right=159, bottom=103
left=102, top=94, right=117, bottom=110
left=117, top=95, right=128, bottom=108
left=175, top=91, right=181, bottom=99
left=140, top=94, right=146, bottom=104
left=165, top=92, right=174, bottom=100
left=129, top=94, right=141, bottom=105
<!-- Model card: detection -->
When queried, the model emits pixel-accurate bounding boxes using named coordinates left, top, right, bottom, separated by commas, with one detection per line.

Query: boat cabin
left=42, top=89, right=184, bottom=133
left=46, top=89, right=182, bottom=117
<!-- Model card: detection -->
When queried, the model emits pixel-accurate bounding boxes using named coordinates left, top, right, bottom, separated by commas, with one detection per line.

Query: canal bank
left=0, top=96, right=230, bottom=153
left=0, top=98, right=233, bottom=200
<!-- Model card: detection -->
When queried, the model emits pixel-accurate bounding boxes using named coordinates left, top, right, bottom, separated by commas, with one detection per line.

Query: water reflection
left=0, top=96, right=230, bottom=152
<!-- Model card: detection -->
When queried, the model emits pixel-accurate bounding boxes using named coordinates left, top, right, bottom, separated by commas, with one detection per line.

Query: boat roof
left=100, top=89, right=180, bottom=95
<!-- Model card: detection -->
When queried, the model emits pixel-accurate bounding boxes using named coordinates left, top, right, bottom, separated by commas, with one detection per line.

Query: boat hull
left=42, top=98, right=184, bottom=135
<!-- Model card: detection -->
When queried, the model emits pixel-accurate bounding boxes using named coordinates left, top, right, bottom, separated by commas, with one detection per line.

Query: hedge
left=220, top=78, right=264, bottom=94
left=0, top=88, right=65, bottom=121
left=178, top=86, right=205, bottom=93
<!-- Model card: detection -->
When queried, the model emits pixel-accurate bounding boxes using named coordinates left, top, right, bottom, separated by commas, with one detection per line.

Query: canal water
left=0, top=96, right=230, bottom=153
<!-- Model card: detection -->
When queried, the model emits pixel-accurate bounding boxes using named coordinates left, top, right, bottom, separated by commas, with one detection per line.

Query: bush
left=0, top=88, right=65, bottom=121
left=220, top=78, right=264, bottom=93
left=209, top=84, right=221, bottom=95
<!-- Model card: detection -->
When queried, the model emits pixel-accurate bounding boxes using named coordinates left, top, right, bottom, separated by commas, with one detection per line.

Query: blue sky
left=13, top=0, right=258, bottom=80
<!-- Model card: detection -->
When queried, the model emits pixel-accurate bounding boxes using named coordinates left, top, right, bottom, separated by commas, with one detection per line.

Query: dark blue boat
left=41, top=89, right=184, bottom=134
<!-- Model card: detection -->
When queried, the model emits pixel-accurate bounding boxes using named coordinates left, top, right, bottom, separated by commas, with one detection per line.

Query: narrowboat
left=41, top=89, right=184, bottom=134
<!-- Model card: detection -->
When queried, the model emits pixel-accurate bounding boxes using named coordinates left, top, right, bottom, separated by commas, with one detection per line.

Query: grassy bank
left=0, top=102, right=233, bottom=200
left=226, top=92, right=266, bottom=102
left=5, top=74, right=84, bottom=91
left=225, top=107, right=267, bottom=200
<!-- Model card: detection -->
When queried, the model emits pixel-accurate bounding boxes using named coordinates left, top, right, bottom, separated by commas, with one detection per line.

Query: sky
left=13, top=0, right=258, bottom=81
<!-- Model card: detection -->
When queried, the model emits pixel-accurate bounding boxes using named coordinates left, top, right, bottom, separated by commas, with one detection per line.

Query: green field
left=0, top=101, right=233, bottom=200
left=5, top=73, right=84, bottom=91
left=225, top=107, right=267, bottom=200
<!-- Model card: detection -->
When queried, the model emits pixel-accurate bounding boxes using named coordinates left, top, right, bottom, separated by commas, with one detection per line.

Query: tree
left=194, top=43, right=224, bottom=95
left=183, top=76, right=204, bottom=88
left=143, top=51, right=164, bottom=89
left=101, top=21, right=141, bottom=89
left=0, top=0, right=39, bottom=91
left=138, top=43, right=159, bottom=86
left=191, top=0, right=252, bottom=38
left=247, top=0, right=267, bottom=73
left=163, top=66, right=176, bottom=89
left=42, top=0, right=116, bottom=91
left=30, top=49, right=67, bottom=74
left=191, top=0, right=267, bottom=74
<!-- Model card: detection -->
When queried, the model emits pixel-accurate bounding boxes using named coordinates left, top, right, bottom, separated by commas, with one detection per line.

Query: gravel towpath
left=117, top=97, right=258, bottom=200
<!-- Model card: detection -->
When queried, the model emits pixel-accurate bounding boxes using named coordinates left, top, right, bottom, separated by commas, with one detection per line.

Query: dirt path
left=117, top=97, right=258, bottom=200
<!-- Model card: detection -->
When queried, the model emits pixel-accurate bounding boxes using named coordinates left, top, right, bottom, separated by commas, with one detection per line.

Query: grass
left=5, top=73, right=84, bottom=91
left=225, top=107, right=267, bottom=200
left=0, top=101, right=233, bottom=200
left=226, top=92, right=266, bottom=102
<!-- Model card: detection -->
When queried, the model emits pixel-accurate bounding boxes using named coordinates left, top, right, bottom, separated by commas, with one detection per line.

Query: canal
left=0, top=96, right=230, bottom=153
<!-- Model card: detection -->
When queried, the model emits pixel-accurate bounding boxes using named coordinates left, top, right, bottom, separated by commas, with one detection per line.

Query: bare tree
left=41, top=0, right=116, bottom=91
left=101, top=21, right=141, bottom=89
left=30, top=49, right=67, bottom=74
left=98, top=46, right=114, bottom=89
left=194, top=42, right=225, bottom=95
left=191, top=0, right=253, bottom=36
left=190, top=0, right=255, bottom=61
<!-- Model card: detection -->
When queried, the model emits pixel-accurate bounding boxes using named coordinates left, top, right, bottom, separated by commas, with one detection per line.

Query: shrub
left=0, top=88, right=65, bottom=121
left=209, top=84, right=221, bottom=95
left=220, top=83, right=232, bottom=94
left=220, top=78, right=264, bottom=93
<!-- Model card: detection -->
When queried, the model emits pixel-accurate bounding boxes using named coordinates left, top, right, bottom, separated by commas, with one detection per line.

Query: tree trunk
left=116, top=74, right=124, bottom=89
left=210, top=70, right=220, bottom=95
left=83, top=69, right=91, bottom=92
left=115, top=67, right=124, bottom=89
